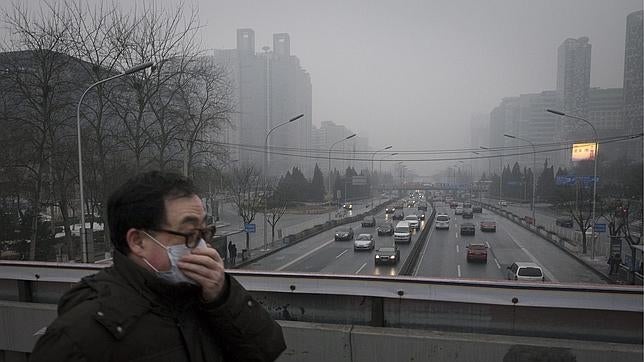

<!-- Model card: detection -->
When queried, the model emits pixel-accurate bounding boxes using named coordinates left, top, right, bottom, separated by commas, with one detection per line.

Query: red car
left=480, top=219, right=497, bottom=232
left=466, top=243, right=488, bottom=263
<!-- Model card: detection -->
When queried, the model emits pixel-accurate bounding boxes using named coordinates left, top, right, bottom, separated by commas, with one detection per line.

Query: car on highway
left=463, top=202, right=472, bottom=209
left=472, top=205, right=483, bottom=213
left=342, top=203, right=353, bottom=210
left=374, top=246, right=400, bottom=265
left=417, top=202, right=428, bottom=211
left=361, top=216, right=376, bottom=227
left=404, top=215, right=420, bottom=230
left=385, top=207, right=395, bottom=214
left=556, top=216, right=574, bottom=228
left=466, top=243, right=488, bottom=263
left=334, top=227, right=354, bottom=241
left=462, top=208, right=473, bottom=219
left=455, top=206, right=464, bottom=215
left=392, top=210, right=405, bottom=220
left=435, top=213, right=450, bottom=229
left=449, top=201, right=458, bottom=209
left=354, top=233, right=375, bottom=251
left=506, top=262, right=545, bottom=282
left=394, top=221, right=412, bottom=243
left=460, top=222, right=475, bottom=236
left=499, top=200, right=508, bottom=207
left=418, top=212, right=426, bottom=221
left=480, top=219, right=497, bottom=232
left=377, top=222, right=394, bottom=236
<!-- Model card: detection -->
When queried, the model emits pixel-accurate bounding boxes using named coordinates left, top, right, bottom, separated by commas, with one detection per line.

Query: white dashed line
left=336, top=249, right=348, bottom=259
left=456, top=245, right=460, bottom=253
left=276, top=239, right=334, bottom=271
left=505, top=228, right=559, bottom=282
left=355, top=262, right=367, bottom=274
left=457, top=264, right=462, bottom=278
left=455, top=232, right=459, bottom=239
left=485, top=241, right=491, bottom=248
left=494, top=258, right=501, bottom=269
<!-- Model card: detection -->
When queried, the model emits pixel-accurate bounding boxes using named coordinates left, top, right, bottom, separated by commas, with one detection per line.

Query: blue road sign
left=555, top=175, right=600, bottom=186
left=244, top=223, right=256, bottom=233
left=594, top=223, right=606, bottom=233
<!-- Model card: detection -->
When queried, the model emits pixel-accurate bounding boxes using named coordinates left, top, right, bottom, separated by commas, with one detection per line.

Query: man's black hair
left=107, top=170, right=199, bottom=254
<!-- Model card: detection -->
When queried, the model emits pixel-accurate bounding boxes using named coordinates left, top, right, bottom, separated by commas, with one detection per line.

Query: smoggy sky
left=5, top=0, right=643, bottom=175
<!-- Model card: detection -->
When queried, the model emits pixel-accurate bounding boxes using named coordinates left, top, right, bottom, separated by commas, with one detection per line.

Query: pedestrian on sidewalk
left=608, top=253, right=621, bottom=275
left=228, top=241, right=236, bottom=265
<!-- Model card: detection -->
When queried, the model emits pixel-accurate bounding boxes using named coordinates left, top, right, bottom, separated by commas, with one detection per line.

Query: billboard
left=571, top=143, right=597, bottom=161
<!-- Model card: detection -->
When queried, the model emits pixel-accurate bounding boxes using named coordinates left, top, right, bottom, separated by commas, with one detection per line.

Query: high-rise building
left=489, top=97, right=519, bottom=174
left=469, top=114, right=489, bottom=178
left=211, top=29, right=312, bottom=177
left=557, top=37, right=592, bottom=118
left=623, top=10, right=643, bottom=163
left=588, top=87, right=625, bottom=162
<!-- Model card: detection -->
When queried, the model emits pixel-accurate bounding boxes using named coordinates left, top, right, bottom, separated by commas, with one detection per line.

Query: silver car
left=354, top=233, right=375, bottom=251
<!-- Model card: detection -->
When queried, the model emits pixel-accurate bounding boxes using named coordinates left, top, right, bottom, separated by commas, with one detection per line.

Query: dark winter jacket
left=30, top=251, right=285, bottom=362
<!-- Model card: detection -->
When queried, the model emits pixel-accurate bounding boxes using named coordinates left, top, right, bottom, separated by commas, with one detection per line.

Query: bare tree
left=561, top=181, right=604, bottom=254
left=265, top=188, right=288, bottom=244
left=226, top=166, right=267, bottom=251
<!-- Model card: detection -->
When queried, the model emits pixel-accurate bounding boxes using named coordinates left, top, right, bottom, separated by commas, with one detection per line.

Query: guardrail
left=399, top=209, right=436, bottom=275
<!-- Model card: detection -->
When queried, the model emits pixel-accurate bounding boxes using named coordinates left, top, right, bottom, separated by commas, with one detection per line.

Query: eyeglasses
left=150, top=225, right=215, bottom=248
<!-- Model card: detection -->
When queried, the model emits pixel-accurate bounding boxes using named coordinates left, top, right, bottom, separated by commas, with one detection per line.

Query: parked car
left=404, top=215, right=420, bottom=230
left=392, top=210, right=405, bottom=220
left=462, top=208, right=473, bottom=219
left=394, top=221, right=412, bottom=243
left=507, top=262, right=545, bottom=282
left=377, top=222, right=394, bottom=236
left=466, top=243, right=488, bottom=262
left=375, top=246, right=400, bottom=265
left=361, top=216, right=376, bottom=227
left=334, top=227, right=354, bottom=241
left=460, top=223, right=475, bottom=236
left=480, top=219, right=497, bottom=232
left=435, top=213, right=450, bottom=229
left=472, top=205, right=483, bottom=213
left=354, top=233, right=375, bottom=251
left=556, top=217, right=574, bottom=228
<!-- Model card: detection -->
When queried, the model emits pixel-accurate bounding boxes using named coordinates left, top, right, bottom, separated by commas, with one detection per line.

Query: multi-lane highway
left=244, top=198, right=607, bottom=284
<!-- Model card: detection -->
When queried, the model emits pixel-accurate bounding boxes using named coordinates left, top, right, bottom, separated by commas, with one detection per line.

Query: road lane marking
left=485, top=241, right=491, bottom=248
left=413, top=221, right=436, bottom=276
left=505, top=229, right=559, bottom=282
left=494, top=258, right=501, bottom=269
left=336, top=249, right=348, bottom=259
left=457, top=264, right=462, bottom=278
left=276, top=239, right=334, bottom=271
left=455, top=232, right=459, bottom=239
left=355, top=262, right=367, bottom=274
left=456, top=245, right=460, bottom=253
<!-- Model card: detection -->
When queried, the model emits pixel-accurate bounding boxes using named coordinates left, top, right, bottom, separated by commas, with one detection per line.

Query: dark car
left=472, top=205, right=482, bottom=213
left=418, top=212, right=426, bottom=221
left=462, top=208, right=473, bottom=219
left=375, top=246, right=400, bottom=265
left=466, top=243, right=488, bottom=263
left=460, top=222, right=476, bottom=236
left=392, top=210, right=405, bottom=220
left=342, top=203, right=353, bottom=210
left=385, top=207, right=395, bottom=214
left=417, top=203, right=428, bottom=211
left=334, top=227, right=354, bottom=241
left=361, top=216, right=376, bottom=227
left=556, top=217, right=574, bottom=228
left=480, top=219, right=497, bottom=232
left=377, top=222, right=394, bottom=236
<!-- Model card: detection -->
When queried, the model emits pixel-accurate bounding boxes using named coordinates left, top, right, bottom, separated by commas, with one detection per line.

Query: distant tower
left=623, top=10, right=643, bottom=162
left=556, top=37, right=592, bottom=118
left=237, top=29, right=255, bottom=57
left=273, top=33, right=290, bottom=57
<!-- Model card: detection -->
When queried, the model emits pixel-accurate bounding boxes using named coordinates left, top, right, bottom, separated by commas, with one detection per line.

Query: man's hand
left=177, top=246, right=227, bottom=303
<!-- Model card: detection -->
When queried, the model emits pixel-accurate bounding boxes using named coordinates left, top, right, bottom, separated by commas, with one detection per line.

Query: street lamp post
left=263, top=114, right=304, bottom=251
left=370, top=145, right=392, bottom=207
left=547, top=109, right=599, bottom=258
left=77, top=61, right=154, bottom=263
left=481, top=146, right=503, bottom=202
left=504, top=134, right=537, bottom=225
left=379, top=153, right=398, bottom=174
left=459, top=160, right=473, bottom=203
left=328, top=134, right=356, bottom=206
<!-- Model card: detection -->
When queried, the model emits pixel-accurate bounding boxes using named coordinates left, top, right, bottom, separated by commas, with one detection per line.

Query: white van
left=394, top=221, right=412, bottom=243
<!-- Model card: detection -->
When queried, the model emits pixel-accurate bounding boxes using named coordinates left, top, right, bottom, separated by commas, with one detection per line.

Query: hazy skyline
left=4, top=0, right=642, bottom=175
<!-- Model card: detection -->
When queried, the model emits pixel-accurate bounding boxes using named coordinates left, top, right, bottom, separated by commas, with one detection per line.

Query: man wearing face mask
left=30, top=171, right=286, bottom=362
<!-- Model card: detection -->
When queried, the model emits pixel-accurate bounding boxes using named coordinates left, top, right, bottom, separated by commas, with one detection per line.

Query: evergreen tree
left=311, top=164, right=325, bottom=201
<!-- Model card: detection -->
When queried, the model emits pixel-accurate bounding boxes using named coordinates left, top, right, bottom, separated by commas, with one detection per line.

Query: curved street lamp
left=547, top=109, right=599, bottom=258
left=504, top=134, right=536, bottom=225
left=77, top=61, right=155, bottom=263
left=370, top=145, right=392, bottom=207
left=262, top=113, right=304, bottom=250
left=328, top=133, right=356, bottom=203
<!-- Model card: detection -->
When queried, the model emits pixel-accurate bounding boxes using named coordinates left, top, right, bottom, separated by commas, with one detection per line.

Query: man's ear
left=126, top=229, right=146, bottom=257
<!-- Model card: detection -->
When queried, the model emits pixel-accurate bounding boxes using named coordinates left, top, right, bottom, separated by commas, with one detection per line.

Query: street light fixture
left=547, top=109, right=599, bottom=258
left=370, top=145, right=392, bottom=207
left=481, top=145, right=503, bottom=202
left=328, top=133, right=357, bottom=204
left=379, top=152, right=398, bottom=174
left=504, top=134, right=537, bottom=225
left=77, top=60, right=154, bottom=263
left=263, top=113, right=304, bottom=251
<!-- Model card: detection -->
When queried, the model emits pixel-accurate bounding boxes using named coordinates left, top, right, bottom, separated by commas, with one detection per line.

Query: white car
left=435, top=214, right=450, bottom=229
left=354, top=233, right=375, bottom=251
left=455, top=207, right=464, bottom=215
left=393, top=221, right=412, bottom=243
left=404, top=215, right=420, bottom=230
left=507, top=262, right=545, bottom=282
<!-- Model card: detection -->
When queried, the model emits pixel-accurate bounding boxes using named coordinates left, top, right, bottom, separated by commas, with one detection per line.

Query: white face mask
left=141, top=231, right=206, bottom=285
